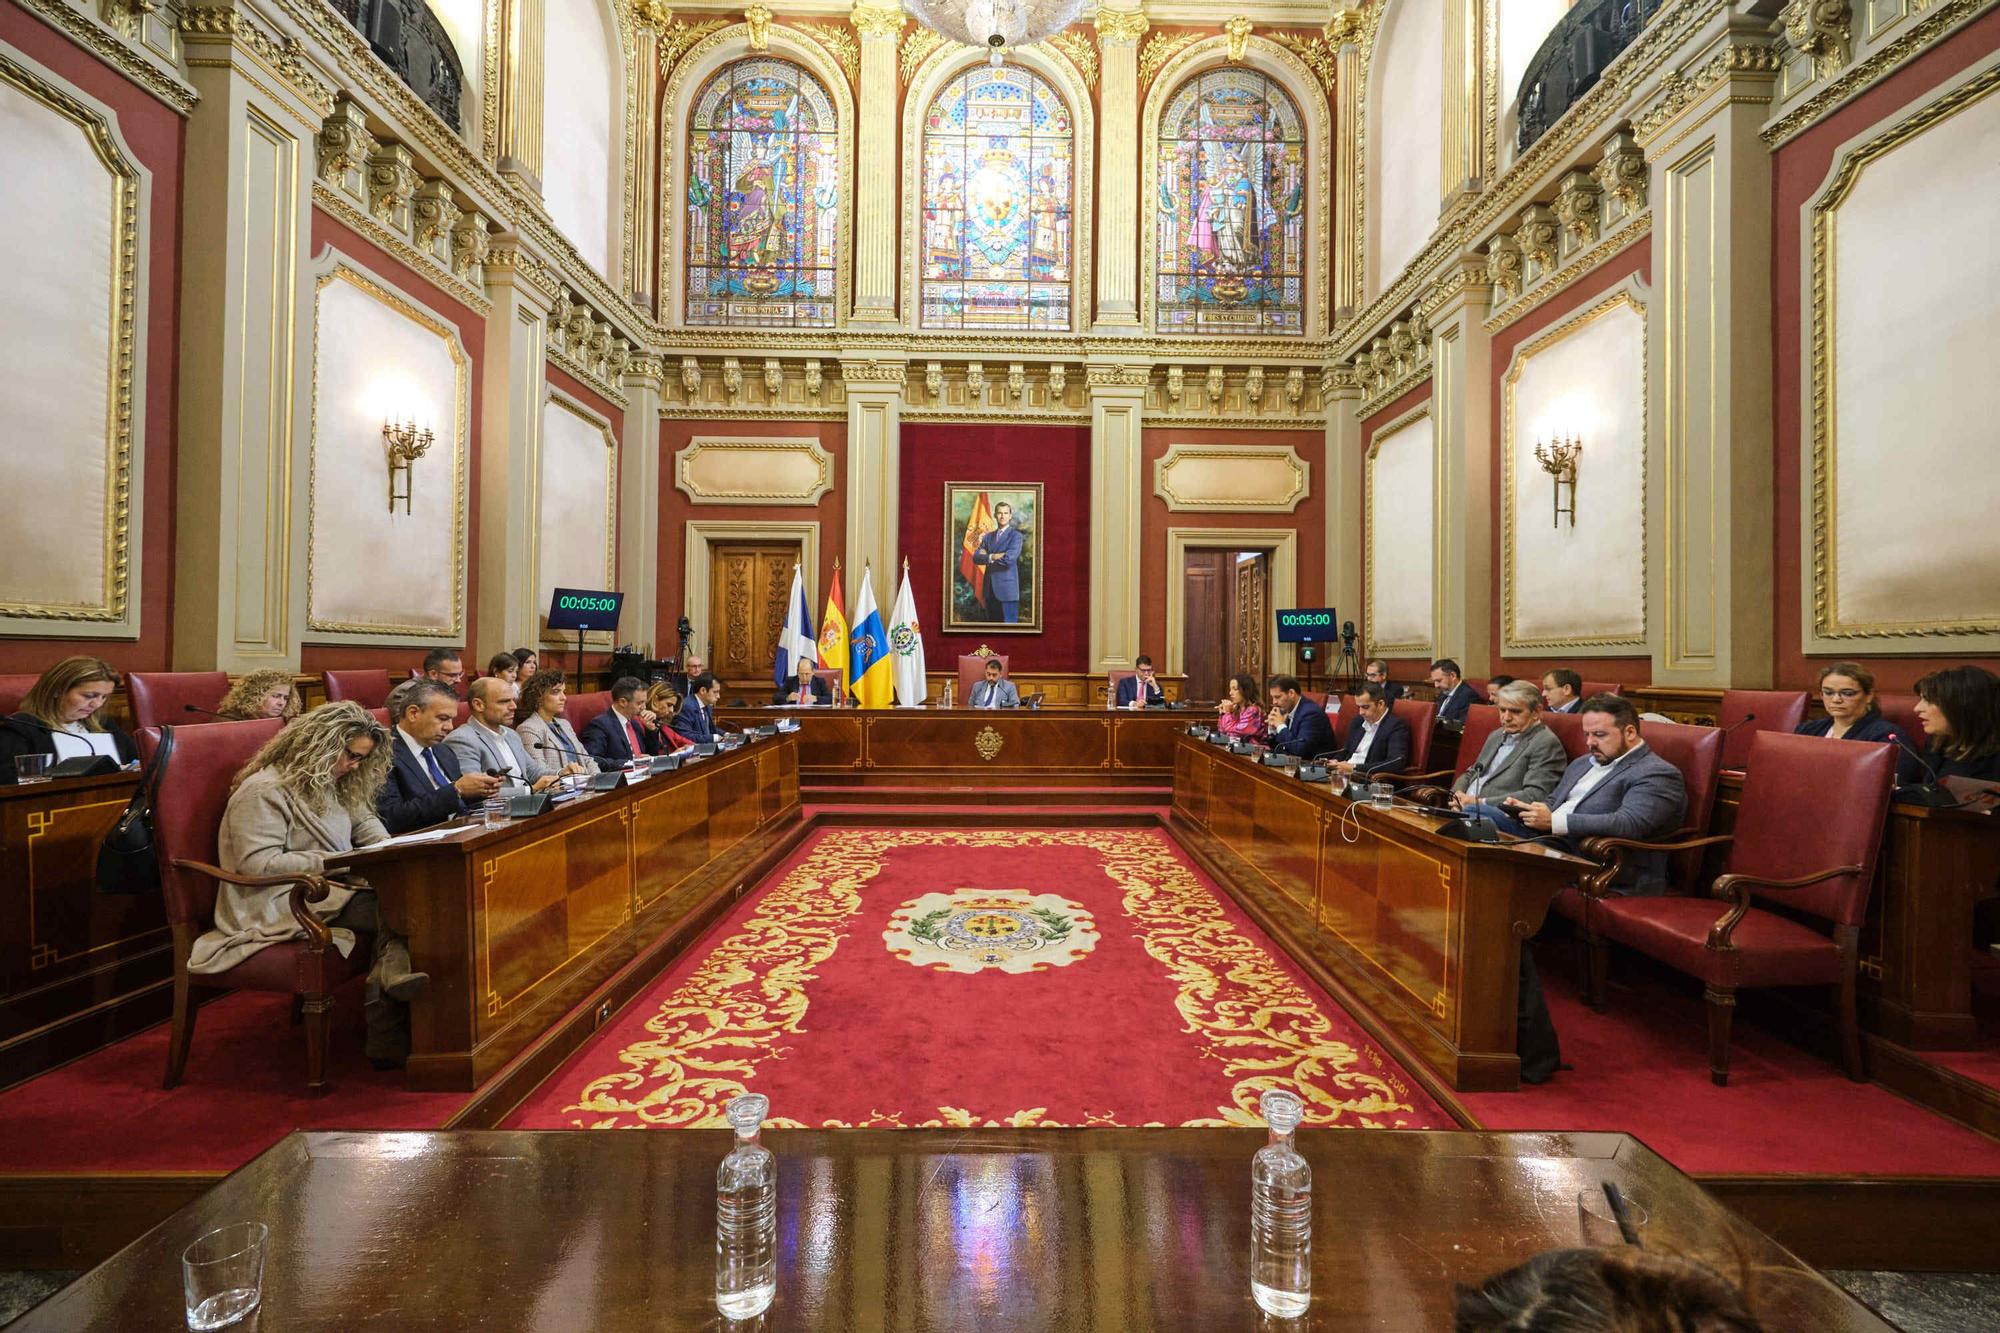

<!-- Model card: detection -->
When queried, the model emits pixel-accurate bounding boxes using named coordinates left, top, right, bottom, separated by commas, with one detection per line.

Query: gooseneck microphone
left=1718, top=712, right=1757, bottom=736
left=1891, top=736, right=1956, bottom=807
left=182, top=703, right=233, bottom=721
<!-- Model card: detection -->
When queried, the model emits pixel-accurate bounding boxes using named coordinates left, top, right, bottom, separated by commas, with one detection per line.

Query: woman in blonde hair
left=644, top=680, right=694, bottom=750
left=0, top=656, right=136, bottom=781
left=214, top=669, right=303, bottom=722
left=189, top=701, right=429, bottom=1066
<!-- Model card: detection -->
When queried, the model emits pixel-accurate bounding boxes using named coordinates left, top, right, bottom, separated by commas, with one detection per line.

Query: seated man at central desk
left=1329, top=682, right=1410, bottom=776
left=1450, top=681, right=1567, bottom=808
left=1115, top=655, right=1166, bottom=708
left=444, top=678, right=563, bottom=792
left=1264, top=676, right=1332, bottom=757
left=969, top=657, right=1019, bottom=709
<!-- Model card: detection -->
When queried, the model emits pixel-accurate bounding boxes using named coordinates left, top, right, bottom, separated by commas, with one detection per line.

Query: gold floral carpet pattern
left=506, top=829, right=1449, bottom=1131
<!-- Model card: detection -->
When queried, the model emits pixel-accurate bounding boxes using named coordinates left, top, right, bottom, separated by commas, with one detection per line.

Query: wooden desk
left=0, top=773, right=171, bottom=1089
left=1172, top=736, right=1592, bottom=1092
left=1711, top=773, right=2000, bottom=1050
left=341, top=735, right=799, bottom=1092
left=715, top=706, right=1195, bottom=787
left=12, top=1127, right=1885, bottom=1330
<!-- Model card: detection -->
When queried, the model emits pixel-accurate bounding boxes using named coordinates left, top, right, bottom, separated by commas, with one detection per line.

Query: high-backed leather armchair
left=323, top=669, right=394, bottom=709
left=1578, top=680, right=1625, bottom=699
left=1388, top=698, right=1439, bottom=773
left=563, top=690, right=614, bottom=734
left=1581, top=731, right=1896, bottom=1085
left=153, top=717, right=371, bottom=1093
left=0, top=674, right=40, bottom=716
left=1716, top=689, right=1810, bottom=771
left=128, top=671, right=231, bottom=730
left=1398, top=703, right=1503, bottom=792
left=958, top=653, right=1010, bottom=702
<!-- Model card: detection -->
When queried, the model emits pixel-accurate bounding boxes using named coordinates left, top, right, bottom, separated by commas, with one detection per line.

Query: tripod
left=1331, top=637, right=1361, bottom=689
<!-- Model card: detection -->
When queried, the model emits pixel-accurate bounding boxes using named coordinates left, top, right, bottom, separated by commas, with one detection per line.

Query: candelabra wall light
left=1534, top=433, right=1582, bottom=528
left=383, top=417, right=435, bottom=514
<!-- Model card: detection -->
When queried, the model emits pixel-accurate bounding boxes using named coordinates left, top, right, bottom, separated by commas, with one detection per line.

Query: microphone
left=182, top=703, right=233, bottom=721
left=1891, top=736, right=1956, bottom=807
left=1719, top=712, right=1757, bottom=736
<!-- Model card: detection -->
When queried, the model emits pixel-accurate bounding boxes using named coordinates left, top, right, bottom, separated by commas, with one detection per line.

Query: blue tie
left=422, top=746, right=449, bottom=790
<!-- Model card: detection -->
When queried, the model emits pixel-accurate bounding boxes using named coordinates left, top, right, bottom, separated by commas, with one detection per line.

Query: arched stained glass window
left=684, top=58, right=840, bottom=327
left=1155, top=68, right=1307, bottom=335
left=920, top=65, right=1074, bottom=331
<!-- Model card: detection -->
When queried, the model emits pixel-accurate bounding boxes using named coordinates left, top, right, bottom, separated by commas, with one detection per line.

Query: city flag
left=958, top=490, right=997, bottom=606
left=888, top=559, right=928, bottom=708
left=819, top=560, right=849, bottom=702
left=849, top=563, right=893, bottom=709
left=774, top=563, right=816, bottom=688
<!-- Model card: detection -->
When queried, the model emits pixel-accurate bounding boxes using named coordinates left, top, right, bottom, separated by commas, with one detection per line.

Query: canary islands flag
left=849, top=564, right=893, bottom=709
left=819, top=560, right=849, bottom=701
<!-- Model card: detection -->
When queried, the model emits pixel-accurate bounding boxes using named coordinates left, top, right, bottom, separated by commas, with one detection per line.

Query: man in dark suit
left=1265, top=676, right=1334, bottom=758
left=1363, top=658, right=1403, bottom=704
left=1115, top=655, right=1166, bottom=708
left=1541, top=668, right=1584, bottom=714
left=583, top=676, right=662, bottom=767
left=379, top=679, right=500, bottom=834
left=674, top=672, right=724, bottom=744
left=1429, top=658, right=1475, bottom=725
left=971, top=501, right=1026, bottom=624
left=1328, top=683, right=1411, bottom=776
left=774, top=658, right=833, bottom=706
left=969, top=658, right=1020, bottom=709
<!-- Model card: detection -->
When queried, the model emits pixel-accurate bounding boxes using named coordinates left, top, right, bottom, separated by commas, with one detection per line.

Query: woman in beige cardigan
left=189, top=702, right=430, bottom=1066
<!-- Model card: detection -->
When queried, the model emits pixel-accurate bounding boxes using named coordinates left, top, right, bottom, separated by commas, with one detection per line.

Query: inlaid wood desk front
left=1172, top=736, right=1593, bottom=1092
left=334, top=735, right=799, bottom=1091
left=12, top=1128, right=1886, bottom=1330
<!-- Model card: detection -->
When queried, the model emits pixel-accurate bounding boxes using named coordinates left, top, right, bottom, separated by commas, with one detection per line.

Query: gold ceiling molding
left=1764, top=0, right=1991, bottom=145
left=13, top=0, right=195, bottom=114
left=0, top=49, right=143, bottom=630
left=675, top=436, right=837, bottom=506
left=1153, top=445, right=1311, bottom=513
left=1808, top=62, right=2000, bottom=642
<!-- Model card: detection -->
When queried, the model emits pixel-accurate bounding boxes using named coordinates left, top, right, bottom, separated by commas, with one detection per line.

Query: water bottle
left=715, top=1093, right=776, bottom=1318
left=1250, top=1088, right=1312, bottom=1317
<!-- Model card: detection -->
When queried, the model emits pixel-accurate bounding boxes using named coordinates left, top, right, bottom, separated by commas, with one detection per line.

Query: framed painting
left=945, top=482, right=1043, bottom=632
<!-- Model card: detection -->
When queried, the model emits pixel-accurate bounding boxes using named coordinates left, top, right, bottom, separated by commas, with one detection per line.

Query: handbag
left=96, top=726, right=172, bottom=895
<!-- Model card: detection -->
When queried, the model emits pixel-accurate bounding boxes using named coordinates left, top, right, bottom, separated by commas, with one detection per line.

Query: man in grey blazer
left=1450, top=681, right=1568, bottom=808
left=968, top=658, right=1020, bottom=709
left=444, top=678, right=563, bottom=792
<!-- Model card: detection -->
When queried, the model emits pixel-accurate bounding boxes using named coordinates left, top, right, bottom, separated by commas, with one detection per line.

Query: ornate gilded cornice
left=850, top=1, right=905, bottom=39
left=1631, top=33, right=1782, bottom=145
left=1763, top=0, right=1994, bottom=145
left=312, top=180, right=492, bottom=313
left=1780, top=0, right=1852, bottom=81
left=1095, top=8, right=1150, bottom=44
left=14, top=0, right=196, bottom=114
left=793, top=20, right=860, bottom=83
left=180, top=2, right=336, bottom=116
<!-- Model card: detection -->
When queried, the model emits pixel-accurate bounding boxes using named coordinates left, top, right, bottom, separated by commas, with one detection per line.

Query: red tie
left=626, top=719, right=644, bottom=757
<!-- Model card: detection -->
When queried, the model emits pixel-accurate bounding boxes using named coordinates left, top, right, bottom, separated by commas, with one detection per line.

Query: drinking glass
left=481, top=795, right=509, bottom=827
left=1368, top=782, right=1394, bottom=808
left=1576, top=1187, right=1648, bottom=1247
left=182, top=1222, right=267, bottom=1329
left=12, top=754, right=51, bottom=784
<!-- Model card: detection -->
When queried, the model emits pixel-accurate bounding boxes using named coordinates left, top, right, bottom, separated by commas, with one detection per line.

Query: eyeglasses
left=341, top=749, right=371, bottom=764
left=1820, top=687, right=1863, bottom=699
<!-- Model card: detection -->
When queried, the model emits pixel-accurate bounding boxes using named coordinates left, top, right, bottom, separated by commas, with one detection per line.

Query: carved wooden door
left=707, top=543, right=800, bottom=682
left=1182, top=550, right=1230, bottom=702
left=1233, top=553, right=1269, bottom=683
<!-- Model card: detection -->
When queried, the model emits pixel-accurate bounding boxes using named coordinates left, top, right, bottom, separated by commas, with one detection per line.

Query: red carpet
left=1462, top=949, right=2000, bottom=1176
left=507, top=828, right=1451, bottom=1130
left=0, top=986, right=463, bottom=1174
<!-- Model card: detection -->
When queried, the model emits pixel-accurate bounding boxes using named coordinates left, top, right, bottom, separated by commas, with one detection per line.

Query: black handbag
left=96, top=726, right=172, bottom=895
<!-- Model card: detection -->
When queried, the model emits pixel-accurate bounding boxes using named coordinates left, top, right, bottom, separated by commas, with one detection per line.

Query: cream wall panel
left=676, top=437, right=835, bottom=506
left=1366, top=410, right=1436, bottom=654
left=1369, top=0, right=1444, bottom=299
left=309, top=265, right=467, bottom=638
left=1153, top=445, right=1310, bottom=513
left=1504, top=289, right=1647, bottom=651
left=542, top=0, right=618, bottom=275
left=537, top=393, right=617, bottom=611
left=0, top=64, right=138, bottom=627
left=1818, top=75, right=2000, bottom=640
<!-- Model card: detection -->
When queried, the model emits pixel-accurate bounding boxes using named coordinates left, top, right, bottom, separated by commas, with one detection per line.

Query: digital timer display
left=1273, top=607, right=1337, bottom=644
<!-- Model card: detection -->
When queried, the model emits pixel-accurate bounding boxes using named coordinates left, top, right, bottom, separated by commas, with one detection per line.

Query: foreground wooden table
left=12, top=1127, right=1885, bottom=1330
left=1172, top=735, right=1593, bottom=1092
left=335, top=735, right=799, bottom=1091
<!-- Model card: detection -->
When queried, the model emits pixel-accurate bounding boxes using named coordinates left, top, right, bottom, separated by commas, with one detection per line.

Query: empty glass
left=12, top=754, right=51, bottom=783
left=481, top=795, right=509, bottom=827
left=1368, top=782, right=1394, bottom=808
left=182, top=1221, right=267, bottom=1329
left=1577, top=1186, right=1648, bottom=1247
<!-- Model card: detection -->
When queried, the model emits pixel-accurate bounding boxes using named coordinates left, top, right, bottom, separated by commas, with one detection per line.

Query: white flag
left=774, top=563, right=816, bottom=688
left=888, top=561, right=929, bottom=707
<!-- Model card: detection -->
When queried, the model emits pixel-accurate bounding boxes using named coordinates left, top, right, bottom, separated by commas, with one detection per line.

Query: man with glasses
left=1450, top=681, right=1568, bottom=808
left=1541, top=668, right=1584, bottom=713
left=1115, top=655, right=1166, bottom=708
left=1363, top=658, right=1403, bottom=704
left=421, top=647, right=466, bottom=695
left=379, top=679, right=502, bottom=834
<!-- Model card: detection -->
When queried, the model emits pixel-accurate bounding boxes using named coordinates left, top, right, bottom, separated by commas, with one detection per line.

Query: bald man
left=442, top=677, right=561, bottom=791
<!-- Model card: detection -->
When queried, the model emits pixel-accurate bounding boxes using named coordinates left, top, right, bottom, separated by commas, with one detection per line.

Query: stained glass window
left=684, top=58, right=840, bottom=327
left=920, top=65, right=1074, bottom=331
left=1155, top=69, right=1307, bottom=336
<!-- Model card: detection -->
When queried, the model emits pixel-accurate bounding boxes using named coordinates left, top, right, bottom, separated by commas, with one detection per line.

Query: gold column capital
left=850, top=1, right=905, bottom=39
left=1095, top=7, right=1150, bottom=44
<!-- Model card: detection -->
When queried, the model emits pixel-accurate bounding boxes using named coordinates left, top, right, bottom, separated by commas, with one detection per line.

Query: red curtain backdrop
left=899, top=423, right=1093, bottom=671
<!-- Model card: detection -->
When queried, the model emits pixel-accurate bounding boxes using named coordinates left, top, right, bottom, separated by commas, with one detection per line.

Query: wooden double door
left=1182, top=549, right=1269, bottom=702
left=706, top=541, right=802, bottom=684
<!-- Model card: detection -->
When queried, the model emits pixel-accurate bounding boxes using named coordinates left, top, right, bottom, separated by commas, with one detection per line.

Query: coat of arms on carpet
left=885, top=889, right=1098, bottom=973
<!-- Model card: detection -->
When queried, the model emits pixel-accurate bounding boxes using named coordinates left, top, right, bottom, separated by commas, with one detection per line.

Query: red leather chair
left=1326, top=694, right=1358, bottom=749
left=1578, top=680, right=1625, bottom=699
left=1398, top=703, right=1503, bottom=790
left=564, top=690, right=614, bottom=734
left=1387, top=698, right=1439, bottom=773
left=368, top=708, right=391, bottom=727
left=1716, top=689, right=1809, bottom=771
left=1543, top=709, right=1588, bottom=760
left=1873, top=691, right=1924, bottom=751
left=960, top=653, right=1011, bottom=701
left=153, top=718, right=372, bottom=1092
left=812, top=668, right=844, bottom=702
left=0, top=673, right=40, bottom=715
left=128, top=671, right=231, bottom=731
left=1582, top=731, right=1897, bottom=1085
left=323, top=669, right=393, bottom=709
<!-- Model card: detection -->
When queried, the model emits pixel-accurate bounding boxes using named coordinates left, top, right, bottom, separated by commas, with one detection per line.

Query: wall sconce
left=383, top=417, right=434, bottom=514
left=1534, top=433, right=1582, bottom=528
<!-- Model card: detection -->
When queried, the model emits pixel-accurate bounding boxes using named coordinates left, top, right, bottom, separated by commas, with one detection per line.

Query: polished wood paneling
left=1173, top=738, right=1592, bottom=1091
left=13, top=1128, right=1888, bottom=1330
left=0, top=773, right=172, bottom=1088
left=708, top=542, right=799, bottom=681
left=1182, top=549, right=1228, bottom=700
left=341, top=737, right=800, bottom=1091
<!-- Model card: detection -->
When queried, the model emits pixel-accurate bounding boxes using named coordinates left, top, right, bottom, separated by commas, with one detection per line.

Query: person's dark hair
left=1267, top=675, right=1302, bottom=696
left=1490, top=674, right=1516, bottom=688
left=1355, top=681, right=1390, bottom=707
left=690, top=672, right=719, bottom=694
left=516, top=670, right=567, bottom=721
left=422, top=647, right=463, bottom=673
left=1454, top=1246, right=1762, bottom=1332
left=486, top=652, right=519, bottom=678
left=1228, top=673, right=1260, bottom=704
left=1914, top=664, right=2000, bottom=761
left=1545, top=668, right=1583, bottom=696
left=1430, top=659, right=1462, bottom=679
left=984, top=658, right=1004, bottom=673
left=1135, top=654, right=1154, bottom=669
left=611, top=675, right=646, bottom=703
left=1815, top=661, right=1875, bottom=696
left=1581, top=694, right=1641, bottom=732
left=386, top=677, right=457, bottom=721
left=511, top=647, right=538, bottom=667
left=1365, top=658, right=1390, bottom=675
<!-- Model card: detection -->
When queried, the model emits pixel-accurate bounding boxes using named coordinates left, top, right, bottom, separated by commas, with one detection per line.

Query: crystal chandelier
left=904, top=0, right=1090, bottom=66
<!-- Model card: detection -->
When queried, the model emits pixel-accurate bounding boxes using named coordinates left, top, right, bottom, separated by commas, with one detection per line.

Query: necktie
left=422, top=745, right=449, bottom=790
left=626, top=719, right=644, bottom=758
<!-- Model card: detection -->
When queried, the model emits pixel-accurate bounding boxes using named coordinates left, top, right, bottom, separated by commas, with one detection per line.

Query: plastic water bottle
left=1251, top=1088, right=1312, bottom=1317
left=715, top=1093, right=777, bottom=1318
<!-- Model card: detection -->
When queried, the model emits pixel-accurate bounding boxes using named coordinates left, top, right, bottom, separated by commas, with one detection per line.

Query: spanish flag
left=958, top=491, right=998, bottom=607
left=849, top=563, right=894, bottom=709
left=819, top=560, right=849, bottom=701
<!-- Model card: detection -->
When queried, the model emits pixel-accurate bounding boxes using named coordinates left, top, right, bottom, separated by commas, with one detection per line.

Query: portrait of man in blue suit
left=950, top=485, right=1040, bottom=632
left=972, top=502, right=1026, bottom=624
